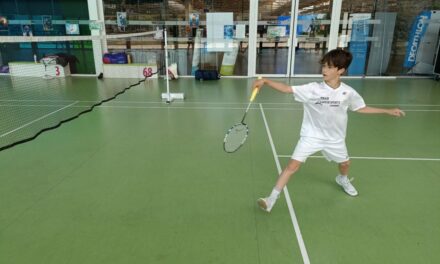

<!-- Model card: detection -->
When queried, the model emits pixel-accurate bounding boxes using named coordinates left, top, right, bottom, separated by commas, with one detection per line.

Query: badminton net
left=0, top=30, right=167, bottom=151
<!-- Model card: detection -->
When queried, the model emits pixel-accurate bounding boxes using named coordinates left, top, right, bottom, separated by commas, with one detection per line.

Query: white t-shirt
left=292, top=81, right=366, bottom=142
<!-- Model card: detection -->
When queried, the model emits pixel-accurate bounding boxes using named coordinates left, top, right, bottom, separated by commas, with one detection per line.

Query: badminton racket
left=223, top=77, right=262, bottom=153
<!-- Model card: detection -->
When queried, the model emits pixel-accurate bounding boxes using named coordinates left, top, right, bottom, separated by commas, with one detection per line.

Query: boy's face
left=321, top=63, right=345, bottom=82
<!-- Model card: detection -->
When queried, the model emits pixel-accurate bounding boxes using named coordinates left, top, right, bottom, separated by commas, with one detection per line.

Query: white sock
left=268, top=188, right=281, bottom=201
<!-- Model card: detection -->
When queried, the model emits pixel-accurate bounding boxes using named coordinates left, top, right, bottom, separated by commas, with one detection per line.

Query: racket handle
left=250, top=76, right=262, bottom=102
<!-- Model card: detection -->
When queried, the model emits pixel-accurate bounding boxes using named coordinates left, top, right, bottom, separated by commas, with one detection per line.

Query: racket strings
left=223, top=82, right=260, bottom=153
left=223, top=123, right=249, bottom=153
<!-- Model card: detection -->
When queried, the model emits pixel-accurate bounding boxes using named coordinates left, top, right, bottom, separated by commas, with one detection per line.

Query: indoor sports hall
left=1, top=1, right=439, bottom=264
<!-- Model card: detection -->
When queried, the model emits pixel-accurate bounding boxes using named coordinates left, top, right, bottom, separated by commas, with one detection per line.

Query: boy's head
left=320, top=49, right=352, bottom=72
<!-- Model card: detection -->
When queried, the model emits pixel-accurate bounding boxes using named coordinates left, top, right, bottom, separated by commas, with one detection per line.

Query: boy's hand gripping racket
left=223, top=77, right=262, bottom=153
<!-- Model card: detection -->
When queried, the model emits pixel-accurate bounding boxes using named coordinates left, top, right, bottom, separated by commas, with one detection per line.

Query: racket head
left=223, top=123, right=249, bottom=153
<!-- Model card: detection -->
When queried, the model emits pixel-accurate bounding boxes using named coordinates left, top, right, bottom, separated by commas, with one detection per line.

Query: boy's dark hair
left=320, top=49, right=353, bottom=70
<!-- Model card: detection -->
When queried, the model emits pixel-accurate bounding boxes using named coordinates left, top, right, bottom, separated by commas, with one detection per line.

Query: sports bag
left=195, top=69, right=220, bottom=81
left=102, top=52, right=128, bottom=64
left=40, top=55, right=68, bottom=67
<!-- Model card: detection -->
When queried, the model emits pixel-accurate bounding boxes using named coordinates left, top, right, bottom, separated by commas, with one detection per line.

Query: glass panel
left=0, top=2, right=94, bottom=74
left=256, top=0, right=292, bottom=75
left=294, top=0, right=332, bottom=75
left=103, top=0, right=250, bottom=76
left=338, top=0, right=440, bottom=76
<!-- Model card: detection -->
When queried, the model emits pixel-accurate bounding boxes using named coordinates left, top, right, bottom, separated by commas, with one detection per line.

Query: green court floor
left=0, top=76, right=439, bottom=263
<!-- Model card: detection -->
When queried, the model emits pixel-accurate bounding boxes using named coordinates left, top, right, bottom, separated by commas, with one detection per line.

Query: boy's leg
left=321, top=141, right=358, bottom=196
left=258, top=137, right=319, bottom=213
left=338, top=160, right=350, bottom=176
left=336, top=160, right=358, bottom=196
left=257, top=159, right=302, bottom=212
left=276, top=159, right=302, bottom=190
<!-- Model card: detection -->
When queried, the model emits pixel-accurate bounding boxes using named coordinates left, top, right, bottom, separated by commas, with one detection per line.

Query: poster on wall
left=347, top=13, right=371, bottom=75
left=267, top=26, right=286, bottom=38
left=297, top=14, right=317, bottom=35
left=365, top=12, right=397, bottom=75
left=189, top=13, right=199, bottom=28
left=206, top=12, right=233, bottom=52
left=42, top=16, right=53, bottom=31
left=0, top=16, right=8, bottom=31
left=235, top=24, right=246, bottom=39
left=406, top=10, right=440, bottom=73
left=224, top=25, right=234, bottom=40
left=278, top=16, right=290, bottom=35
left=66, top=22, right=80, bottom=35
left=117, top=12, right=127, bottom=31
left=191, top=29, right=202, bottom=75
left=89, top=21, right=103, bottom=31
left=404, top=10, right=430, bottom=69
left=22, top=24, right=33, bottom=36
left=220, top=41, right=239, bottom=76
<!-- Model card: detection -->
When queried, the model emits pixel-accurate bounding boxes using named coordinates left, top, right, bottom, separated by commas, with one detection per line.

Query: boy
left=253, top=49, right=405, bottom=213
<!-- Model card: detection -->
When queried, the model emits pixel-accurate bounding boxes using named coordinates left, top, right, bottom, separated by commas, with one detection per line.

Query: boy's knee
left=286, top=159, right=302, bottom=173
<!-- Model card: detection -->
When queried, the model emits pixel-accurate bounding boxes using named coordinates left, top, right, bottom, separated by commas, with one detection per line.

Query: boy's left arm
left=356, top=106, right=405, bottom=117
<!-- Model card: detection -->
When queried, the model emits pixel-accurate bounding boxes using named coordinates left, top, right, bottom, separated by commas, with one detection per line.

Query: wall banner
left=403, top=10, right=431, bottom=68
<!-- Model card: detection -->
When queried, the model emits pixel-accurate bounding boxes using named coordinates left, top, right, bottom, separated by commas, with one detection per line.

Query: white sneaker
left=257, top=197, right=275, bottom=212
left=336, top=175, right=358, bottom=196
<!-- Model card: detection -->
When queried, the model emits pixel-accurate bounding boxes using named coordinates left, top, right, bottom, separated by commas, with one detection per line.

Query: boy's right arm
left=253, top=78, right=293, bottom=94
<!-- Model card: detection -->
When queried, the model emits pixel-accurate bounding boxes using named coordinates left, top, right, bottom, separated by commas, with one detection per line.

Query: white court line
left=277, top=155, right=440, bottom=161
left=0, top=104, right=89, bottom=108
left=0, top=101, right=78, bottom=138
left=2, top=104, right=440, bottom=113
left=397, top=109, right=440, bottom=112
left=0, top=103, right=297, bottom=111
left=86, top=105, right=440, bottom=112
left=365, top=103, right=440, bottom=107
left=1, top=99, right=440, bottom=107
left=0, top=99, right=79, bottom=102
left=98, top=105, right=269, bottom=110
left=259, top=104, right=310, bottom=264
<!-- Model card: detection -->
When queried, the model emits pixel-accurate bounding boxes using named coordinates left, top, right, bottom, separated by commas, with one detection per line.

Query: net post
left=161, top=27, right=184, bottom=103
left=164, top=27, right=171, bottom=103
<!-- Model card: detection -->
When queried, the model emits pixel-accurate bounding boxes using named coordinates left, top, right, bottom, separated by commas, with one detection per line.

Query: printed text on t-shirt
left=314, top=97, right=341, bottom=107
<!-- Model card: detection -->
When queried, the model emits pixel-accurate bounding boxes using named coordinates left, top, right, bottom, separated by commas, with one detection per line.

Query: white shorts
left=291, top=137, right=349, bottom=163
